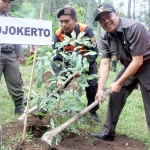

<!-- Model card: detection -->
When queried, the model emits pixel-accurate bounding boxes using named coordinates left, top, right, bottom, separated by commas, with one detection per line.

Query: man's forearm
left=97, top=58, right=110, bottom=91
left=98, top=66, right=109, bottom=91
left=116, top=55, right=143, bottom=86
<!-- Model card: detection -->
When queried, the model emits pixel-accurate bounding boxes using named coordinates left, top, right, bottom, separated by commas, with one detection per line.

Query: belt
left=1, top=50, right=13, bottom=54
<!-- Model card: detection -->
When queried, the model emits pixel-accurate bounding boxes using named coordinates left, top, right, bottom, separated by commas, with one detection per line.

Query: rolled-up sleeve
left=100, top=34, right=111, bottom=59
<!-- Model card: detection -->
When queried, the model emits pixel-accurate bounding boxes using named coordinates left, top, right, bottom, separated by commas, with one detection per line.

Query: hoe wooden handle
left=43, top=88, right=111, bottom=145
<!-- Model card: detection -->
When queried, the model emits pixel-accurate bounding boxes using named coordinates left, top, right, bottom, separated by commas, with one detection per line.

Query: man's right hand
left=95, top=89, right=106, bottom=104
left=57, top=79, right=63, bottom=87
left=72, top=71, right=80, bottom=78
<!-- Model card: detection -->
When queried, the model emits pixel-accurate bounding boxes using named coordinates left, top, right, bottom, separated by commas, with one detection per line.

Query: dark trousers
left=0, top=52, right=24, bottom=101
left=101, top=67, right=150, bottom=136
left=85, top=62, right=99, bottom=112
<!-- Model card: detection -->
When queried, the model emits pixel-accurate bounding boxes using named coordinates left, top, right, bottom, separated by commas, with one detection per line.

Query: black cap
left=94, top=3, right=116, bottom=21
left=57, top=7, right=76, bottom=18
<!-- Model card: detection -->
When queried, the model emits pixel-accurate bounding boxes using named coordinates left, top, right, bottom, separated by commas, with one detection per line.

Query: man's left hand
left=17, top=58, right=24, bottom=64
left=110, top=81, right=122, bottom=94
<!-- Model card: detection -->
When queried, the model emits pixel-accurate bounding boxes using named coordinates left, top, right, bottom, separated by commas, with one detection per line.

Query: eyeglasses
left=98, top=12, right=113, bottom=24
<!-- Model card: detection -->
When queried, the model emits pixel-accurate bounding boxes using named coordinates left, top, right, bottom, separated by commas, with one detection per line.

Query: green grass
left=0, top=63, right=150, bottom=149
left=117, top=90, right=150, bottom=148
left=0, top=77, right=17, bottom=123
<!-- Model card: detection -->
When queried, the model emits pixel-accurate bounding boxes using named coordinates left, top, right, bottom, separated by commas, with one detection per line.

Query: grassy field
left=0, top=63, right=150, bottom=149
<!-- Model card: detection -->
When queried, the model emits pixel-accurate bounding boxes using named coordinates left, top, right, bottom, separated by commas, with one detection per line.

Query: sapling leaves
left=35, top=30, right=99, bottom=145
left=71, top=30, right=76, bottom=39
left=77, top=32, right=85, bottom=39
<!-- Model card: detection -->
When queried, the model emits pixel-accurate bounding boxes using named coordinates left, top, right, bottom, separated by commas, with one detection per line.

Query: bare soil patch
left=2, top=115, right=148, bottom=150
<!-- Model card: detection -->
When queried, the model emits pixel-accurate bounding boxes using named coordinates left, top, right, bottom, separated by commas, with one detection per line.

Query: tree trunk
left=97, top=0, right=101, bottom=52
left=86, top=0, right=93, bottom=28
left=133, top=0, right=135, bottom=20
left=49, top=0, right=52, bottom=15
left=148, top=0, right=150, bottom=32
left=128, top=0, right=131, bottom=18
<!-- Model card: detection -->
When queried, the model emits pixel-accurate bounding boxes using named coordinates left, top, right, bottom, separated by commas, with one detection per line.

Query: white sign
left=0, top=17, right=52, bottom=45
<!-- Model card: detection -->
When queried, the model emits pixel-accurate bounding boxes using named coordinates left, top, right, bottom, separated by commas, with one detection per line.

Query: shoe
left=90, top=112, right=100, bottom=123
left=15, top=105, right=25, bottom=114
left=14, top=99, right=25, bottom=114
left=91, top=133, right=114, bottom=141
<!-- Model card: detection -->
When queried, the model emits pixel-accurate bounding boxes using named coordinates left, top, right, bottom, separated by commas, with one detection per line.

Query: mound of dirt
left=32, top=71, right=79, bottom=90
left=26, top=115, right=49, bottom=138
left=2, top=115, right=148, bottom=150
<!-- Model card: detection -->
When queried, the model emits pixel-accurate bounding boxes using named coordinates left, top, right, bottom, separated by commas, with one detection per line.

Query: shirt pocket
left=8, top=44, right=15, bottom=51
left=109, top=39, right=118, bottom=58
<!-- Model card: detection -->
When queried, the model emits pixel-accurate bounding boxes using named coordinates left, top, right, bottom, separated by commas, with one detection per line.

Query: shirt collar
left=116, top=18, right=123, bottom=33
left=107, top=18, right=123, bottom=39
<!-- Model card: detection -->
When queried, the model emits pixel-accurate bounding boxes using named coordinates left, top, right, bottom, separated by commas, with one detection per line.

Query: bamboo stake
left=22, top=3, right=44, bottom=141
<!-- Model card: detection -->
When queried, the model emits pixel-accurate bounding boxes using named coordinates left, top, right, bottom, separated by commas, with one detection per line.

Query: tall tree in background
left=86, top=0, right=93, bottom=28
left=133, top=0, right=136, bottom=19
left=128, top=0, right=131, bottom=18
left=49, top=0, right=52, bottom=15
left=97, top=0, right=101, bottom=52
left=137, top=0, right=150, bottom=31
left=149, top=0, right=150, bottom=18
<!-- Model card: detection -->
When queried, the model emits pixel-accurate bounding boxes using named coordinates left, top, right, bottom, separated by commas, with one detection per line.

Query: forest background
left=1, top=0, right=150, bottom=149
left=10, top=0, right=150, bottom=52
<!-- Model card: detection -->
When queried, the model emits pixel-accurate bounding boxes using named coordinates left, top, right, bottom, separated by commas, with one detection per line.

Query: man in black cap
left=91, top=3, right=150, bottom=141
left=0, top=0, right=26, bottom=114
left=52, top=6, right=100, bottom=123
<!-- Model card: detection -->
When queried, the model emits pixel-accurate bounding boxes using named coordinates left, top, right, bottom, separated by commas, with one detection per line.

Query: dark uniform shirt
left=101, top=18, right=150, bottom=90
left=53, top=23, right=98, bottom=65
left=52, top=23, right=99, bottom=76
